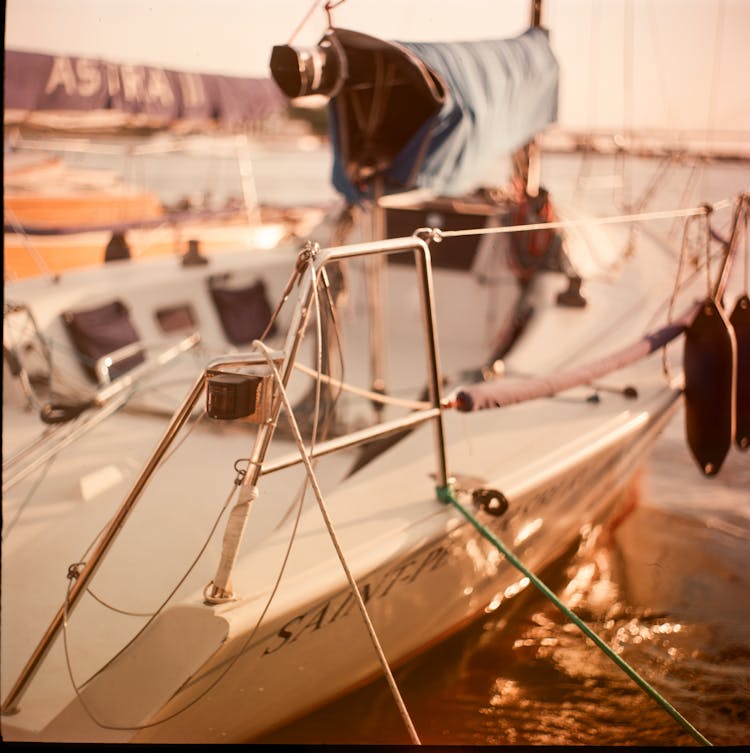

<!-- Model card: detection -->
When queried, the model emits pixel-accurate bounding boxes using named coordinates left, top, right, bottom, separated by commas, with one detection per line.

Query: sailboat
left=2, top=3, right=748, bottom=745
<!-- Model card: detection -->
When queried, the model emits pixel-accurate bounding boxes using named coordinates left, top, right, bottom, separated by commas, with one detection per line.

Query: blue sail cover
left=331, top=27, right=559, bottom=202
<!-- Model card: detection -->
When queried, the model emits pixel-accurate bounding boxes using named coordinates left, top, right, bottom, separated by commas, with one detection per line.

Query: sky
left=5, top=0, right=750, bottom=136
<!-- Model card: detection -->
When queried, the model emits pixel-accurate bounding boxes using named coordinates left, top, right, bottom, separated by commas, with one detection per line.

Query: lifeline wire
left=436, top=485, right=712, bottom=747
left=255, top=338, right=422, bottom=746
left=429, top=200, right=733, bottom=242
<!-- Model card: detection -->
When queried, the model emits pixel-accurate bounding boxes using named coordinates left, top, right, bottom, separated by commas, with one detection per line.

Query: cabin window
left=155, top=303, right=197, bottom=334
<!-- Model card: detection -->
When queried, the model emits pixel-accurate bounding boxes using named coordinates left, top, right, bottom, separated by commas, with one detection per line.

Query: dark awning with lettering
left=4, top=49, right=287, bottom=131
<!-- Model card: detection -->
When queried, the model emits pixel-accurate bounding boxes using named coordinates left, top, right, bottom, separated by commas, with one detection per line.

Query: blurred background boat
left=3, top=48, right=329, bottom=279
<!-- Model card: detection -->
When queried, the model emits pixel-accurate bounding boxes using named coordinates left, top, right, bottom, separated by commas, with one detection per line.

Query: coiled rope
left=435, top=484, right=712, bottom=746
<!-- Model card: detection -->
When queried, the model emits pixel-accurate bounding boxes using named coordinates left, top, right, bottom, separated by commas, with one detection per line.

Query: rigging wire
left=268, top=252, right=330, bottom=534
left=286, top=0, right=347, bottom=45
left=113, top=379, right=313, bottom=730
left=661, top=215, right=698, bottom=382
left=703, top=205, right=715, bottom=298
left=571, top=0, right=601, bottom=208
left=61, top=387, right=308, bottom=732
left=1, top=452, right=56, bottom=540
left=645, top=1, right=676, bottom=136
left=273, top=255, right=349, bottom=532
left=436, top=485, right=712, bottom=746
left=615, top=0, right=635, bottom=213
left=429, top=200, right=733, bottom=242
left=254, top=338, right=422, bottom=746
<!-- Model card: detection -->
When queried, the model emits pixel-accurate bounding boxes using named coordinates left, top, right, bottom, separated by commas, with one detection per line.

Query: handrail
left=319, top=235, right=450, bottom=489
left=207, top=234, right=450, bottom=599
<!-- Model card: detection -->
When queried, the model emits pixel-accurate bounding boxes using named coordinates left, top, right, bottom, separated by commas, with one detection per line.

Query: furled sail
left=4, top=49, right=287, bottom=130
left=324, top=26, right=560, bottom=202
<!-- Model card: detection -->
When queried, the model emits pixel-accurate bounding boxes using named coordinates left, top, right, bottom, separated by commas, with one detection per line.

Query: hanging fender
left=729, top=293, right=750, bottom=450
left=683, top=298, right=737, bottom=476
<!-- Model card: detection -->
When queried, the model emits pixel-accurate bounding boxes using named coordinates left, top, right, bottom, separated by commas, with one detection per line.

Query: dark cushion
left=62, top=299, right=144, bottom=382
left=209, top=280, right=276, bottom=346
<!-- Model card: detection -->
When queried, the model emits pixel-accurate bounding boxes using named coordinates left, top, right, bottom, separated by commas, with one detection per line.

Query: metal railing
left=1, top=233, right=451, bottom=716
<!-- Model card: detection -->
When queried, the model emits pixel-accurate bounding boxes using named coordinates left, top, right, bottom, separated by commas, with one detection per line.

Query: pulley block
left=206, top=366, right=276, bottom=423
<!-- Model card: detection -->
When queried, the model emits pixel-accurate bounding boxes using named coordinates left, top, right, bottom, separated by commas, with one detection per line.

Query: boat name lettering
left=44, top=56, right=206, bottom=108
left=262, top=544, right=450, bottom=655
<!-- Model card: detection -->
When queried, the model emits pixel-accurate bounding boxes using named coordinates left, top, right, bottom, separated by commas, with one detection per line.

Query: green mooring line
left=436, top=485, right=712, bottom=746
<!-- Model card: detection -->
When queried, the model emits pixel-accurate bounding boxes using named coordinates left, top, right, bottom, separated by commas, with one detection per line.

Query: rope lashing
left=435, top=484, right=712, bottom=746
left=206, top=483, right=260, bottom=604
left=449, top=303, right=700, bottom=412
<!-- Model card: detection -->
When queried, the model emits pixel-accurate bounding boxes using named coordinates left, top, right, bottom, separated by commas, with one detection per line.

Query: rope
left=61, top=419, right=314, bottom=732
left=744, top=209, right=749, bottom=295
left=254, top=339, right=422, bottom=745
left=662, top=217, right=696, bottom=381
left=293, top=361, right=430, bottom=410
left=287, top=0, right=325, bottom=44
left=435, top=484, right=712, bottom=746
left=707, top=0, right=726, bottom=136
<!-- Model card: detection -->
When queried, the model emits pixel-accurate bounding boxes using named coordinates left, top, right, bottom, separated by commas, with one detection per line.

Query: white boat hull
left=2, top=365, right=680, bottom=742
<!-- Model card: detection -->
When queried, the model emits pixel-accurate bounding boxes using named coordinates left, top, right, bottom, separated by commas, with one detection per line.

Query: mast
left=516, top=0, right=544, bottom=197
left=530, top=0, right=543, bottom=28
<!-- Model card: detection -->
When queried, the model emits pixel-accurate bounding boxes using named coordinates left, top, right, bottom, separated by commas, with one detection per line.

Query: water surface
left=257, top=406, right=750, bottom=745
